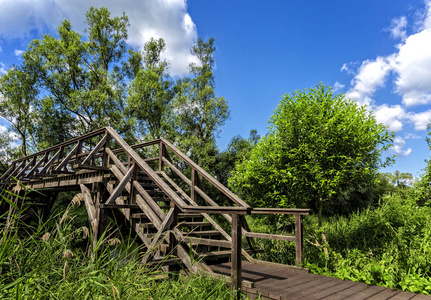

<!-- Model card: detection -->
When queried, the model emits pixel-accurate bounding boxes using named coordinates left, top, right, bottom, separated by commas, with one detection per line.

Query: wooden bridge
left=0, top=127, right=429, bottom=300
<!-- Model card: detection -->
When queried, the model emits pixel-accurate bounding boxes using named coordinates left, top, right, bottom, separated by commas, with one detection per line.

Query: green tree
left=127, top=38, right=176, bottom=140
left=0, top=67, right=37, bottom=156
left=1, top=7, right=134, bottom=149
left=173, top=38, right=230, bottom=170
left=229, top=84, right=394, bottom=225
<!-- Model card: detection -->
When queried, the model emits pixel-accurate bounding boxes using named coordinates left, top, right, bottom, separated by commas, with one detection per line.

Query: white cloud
left=14, top=49, right=24, bottom=57
left=373, top=104, right=405, bottom=131
left=406, top=110, right=431, bottom=130
left=340, top=62, right=357, bottom=75
left=392, top=29, right=431, bottom=106
left=333, top=81, right=345, bottom=93
left=344, top=57, right=392, bottom=105
left=388, top=16, right=407, bottom=41
left=391, top=136, right=412, bottom=156
left=404, top=133, right=421, bottom=139
left=0, top=0, right=198, bottom=76
left=0, top=62, right=7, bottom=75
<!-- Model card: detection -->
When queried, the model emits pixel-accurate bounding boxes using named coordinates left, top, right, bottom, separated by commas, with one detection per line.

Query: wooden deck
left=210, top=261, right=431, bottom=300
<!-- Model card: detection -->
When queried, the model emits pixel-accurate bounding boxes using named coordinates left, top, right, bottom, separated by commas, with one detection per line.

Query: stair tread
left=182, top=230, right=221, bottom=236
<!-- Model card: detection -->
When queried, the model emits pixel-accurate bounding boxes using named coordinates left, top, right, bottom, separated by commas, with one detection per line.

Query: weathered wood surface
left=210, top=261, right=430, bottom=300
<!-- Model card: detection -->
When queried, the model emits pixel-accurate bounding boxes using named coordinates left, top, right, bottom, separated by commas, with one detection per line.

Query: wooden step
left=178, top=221, right=212, bottom=228
left=182, top=230, right=221, bottom=237
left=198, top=250, right=232, bottom=260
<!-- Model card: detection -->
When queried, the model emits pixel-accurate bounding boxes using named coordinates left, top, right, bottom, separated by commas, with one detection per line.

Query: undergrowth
left=249, top=189, right=431, bottom=295
left=0, top=191, right=239, bottom=299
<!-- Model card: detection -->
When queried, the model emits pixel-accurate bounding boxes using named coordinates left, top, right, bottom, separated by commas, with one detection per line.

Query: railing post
left=159, top=140, right=164, bottom=172
left=191, top=168, right=197, bottom=202
left=231, top=213, right=242, bottom=299
left=295, top=214, right=303, bottom=267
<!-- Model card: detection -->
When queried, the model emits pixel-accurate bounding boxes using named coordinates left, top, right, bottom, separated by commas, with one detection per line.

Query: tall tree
left=127, top=38, right=175, bottom=140
left=229, top=84, right=394, bottom=225
left=173, top=38, right=230, bottom=170
left=2, top=7, right=134, bottom=149
left=0, top=67, right=37, bottom=156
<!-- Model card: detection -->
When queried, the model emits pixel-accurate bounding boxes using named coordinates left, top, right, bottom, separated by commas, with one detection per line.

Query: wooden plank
left=74, top=164, right=110, bottom=171
left=411, top=295, right=431, bottom=300
left=81, top=134, right=108, bottom=165
left=0, top=162, right=16, bottom=181
left=79, top=184, right=97, bottom=232
left=319, top=282, right=369, bottom=300
left=106, top=127, right=188, bottom=208
left=340, top=285, right=388, bottom=300
left=105, top=165, right=135, bottom=204
left=390, top=291, right=421, bottom=300
left=176, top=234, right=232, bottom=248
left=182, top=206, right=249, bottom=214
left=295, top=214, right=303, bottom=267
left=161, top=157, right=191, bottom=186
left=26, top=153, right=49, bottom=177
left=367, top=288, right=403, bottom=300
left=142, top=208, right=175, bottom=263
left=39, top=148, right=63, bottom=174
left=272, top=276, right=342, bottom=299
left=244, top=232, right=295, bottom=242
left=110, top=165, right=163, bottom=229
left=161, top=138, right=250, bottom=208
left=293, top=280, right=360, bottom=299
left=55, top=143, right=79, bottom=172
left=16, top=157, right=36, bottom=179
left=231, top=213, right=242, bottom=300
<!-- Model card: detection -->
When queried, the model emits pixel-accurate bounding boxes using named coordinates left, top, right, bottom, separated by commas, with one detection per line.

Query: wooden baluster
left=231, top=213, right=242, bottom=299
left=295, top=214, right=303, bottom=267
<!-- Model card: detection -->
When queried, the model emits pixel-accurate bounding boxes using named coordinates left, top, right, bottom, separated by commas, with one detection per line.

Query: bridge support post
left=231, top=213, right=242, bottom=299
left=295, top=214, right=303, bottom=267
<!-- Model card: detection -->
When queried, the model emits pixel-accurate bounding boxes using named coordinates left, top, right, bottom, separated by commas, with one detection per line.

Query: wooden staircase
left=0, top=126, right=310, bottom=296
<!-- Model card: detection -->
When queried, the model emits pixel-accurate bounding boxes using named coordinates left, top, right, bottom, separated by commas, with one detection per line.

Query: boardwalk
left=210, top=261, right=431, bottom=300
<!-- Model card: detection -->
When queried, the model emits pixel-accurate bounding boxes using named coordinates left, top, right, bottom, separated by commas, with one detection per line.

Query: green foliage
left=0, top=194, right=238, bottom=299
left=173, top=38, right=230, bottom=170
left=229, top=84, right=394, bottom=223
left=305, top=191, right=431, bottom=294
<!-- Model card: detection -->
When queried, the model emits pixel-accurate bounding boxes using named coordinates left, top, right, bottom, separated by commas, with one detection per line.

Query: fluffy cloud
left=13, top=49, right=24, bottom=57
left=333, top=81, right=345, bottom=93
left=0, top=62, right=7, bottom=75
left=373, top=104, right=405, bottom=131
left=0, top=0, right=197, bottom=76
left=391, top=136, right=412, bottom=156
left=406, top=110, right=431, bottom=130
left=344, top=2, right=431, bottom=107
left=344, top=57, right=392, bottom=106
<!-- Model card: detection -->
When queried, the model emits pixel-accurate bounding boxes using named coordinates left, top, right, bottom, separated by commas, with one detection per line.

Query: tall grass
left=0, top=191, right=239, bottom=299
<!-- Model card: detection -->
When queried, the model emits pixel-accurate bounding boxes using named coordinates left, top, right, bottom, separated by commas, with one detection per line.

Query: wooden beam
left=231, top=213, right=242, bottom=299
left=16, top=157, right=36, bottom=179
left=79, top=184, right=97, bottom=232
left=105, top=165, right=135, bottom=204
left=81, top=134, right=108, bottom=165
left=161, top=138, right=250, bottom=208
left=106, top=127, right=188, bottom=208
left=26, top=153, right=49, bottom=177
left=161, top=157, right=191, bottom=186
left=39, top=148, right=63, bottom=174
left=55, top=143, right=79, bottom=172
left=244, top=232, right=295, bottom=242
left=295, top=214, right=303, bottom=267
left=142, top=207, right=175, bottom=263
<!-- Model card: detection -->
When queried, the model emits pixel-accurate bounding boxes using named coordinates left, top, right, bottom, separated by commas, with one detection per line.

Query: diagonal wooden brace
left=105, top=165, right=135, bottom=205
left=81, top=134, right=108, bottom=165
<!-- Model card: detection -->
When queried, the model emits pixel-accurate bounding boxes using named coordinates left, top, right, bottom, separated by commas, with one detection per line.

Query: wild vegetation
left=1, top=6, right=431, bottom=299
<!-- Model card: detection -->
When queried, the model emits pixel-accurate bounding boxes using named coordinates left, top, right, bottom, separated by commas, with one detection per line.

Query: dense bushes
left=250, top=189, right=431, bottom=294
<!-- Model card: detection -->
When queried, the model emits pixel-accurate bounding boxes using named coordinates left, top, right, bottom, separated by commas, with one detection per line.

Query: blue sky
left=0, top=0, right=431, bottom=177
